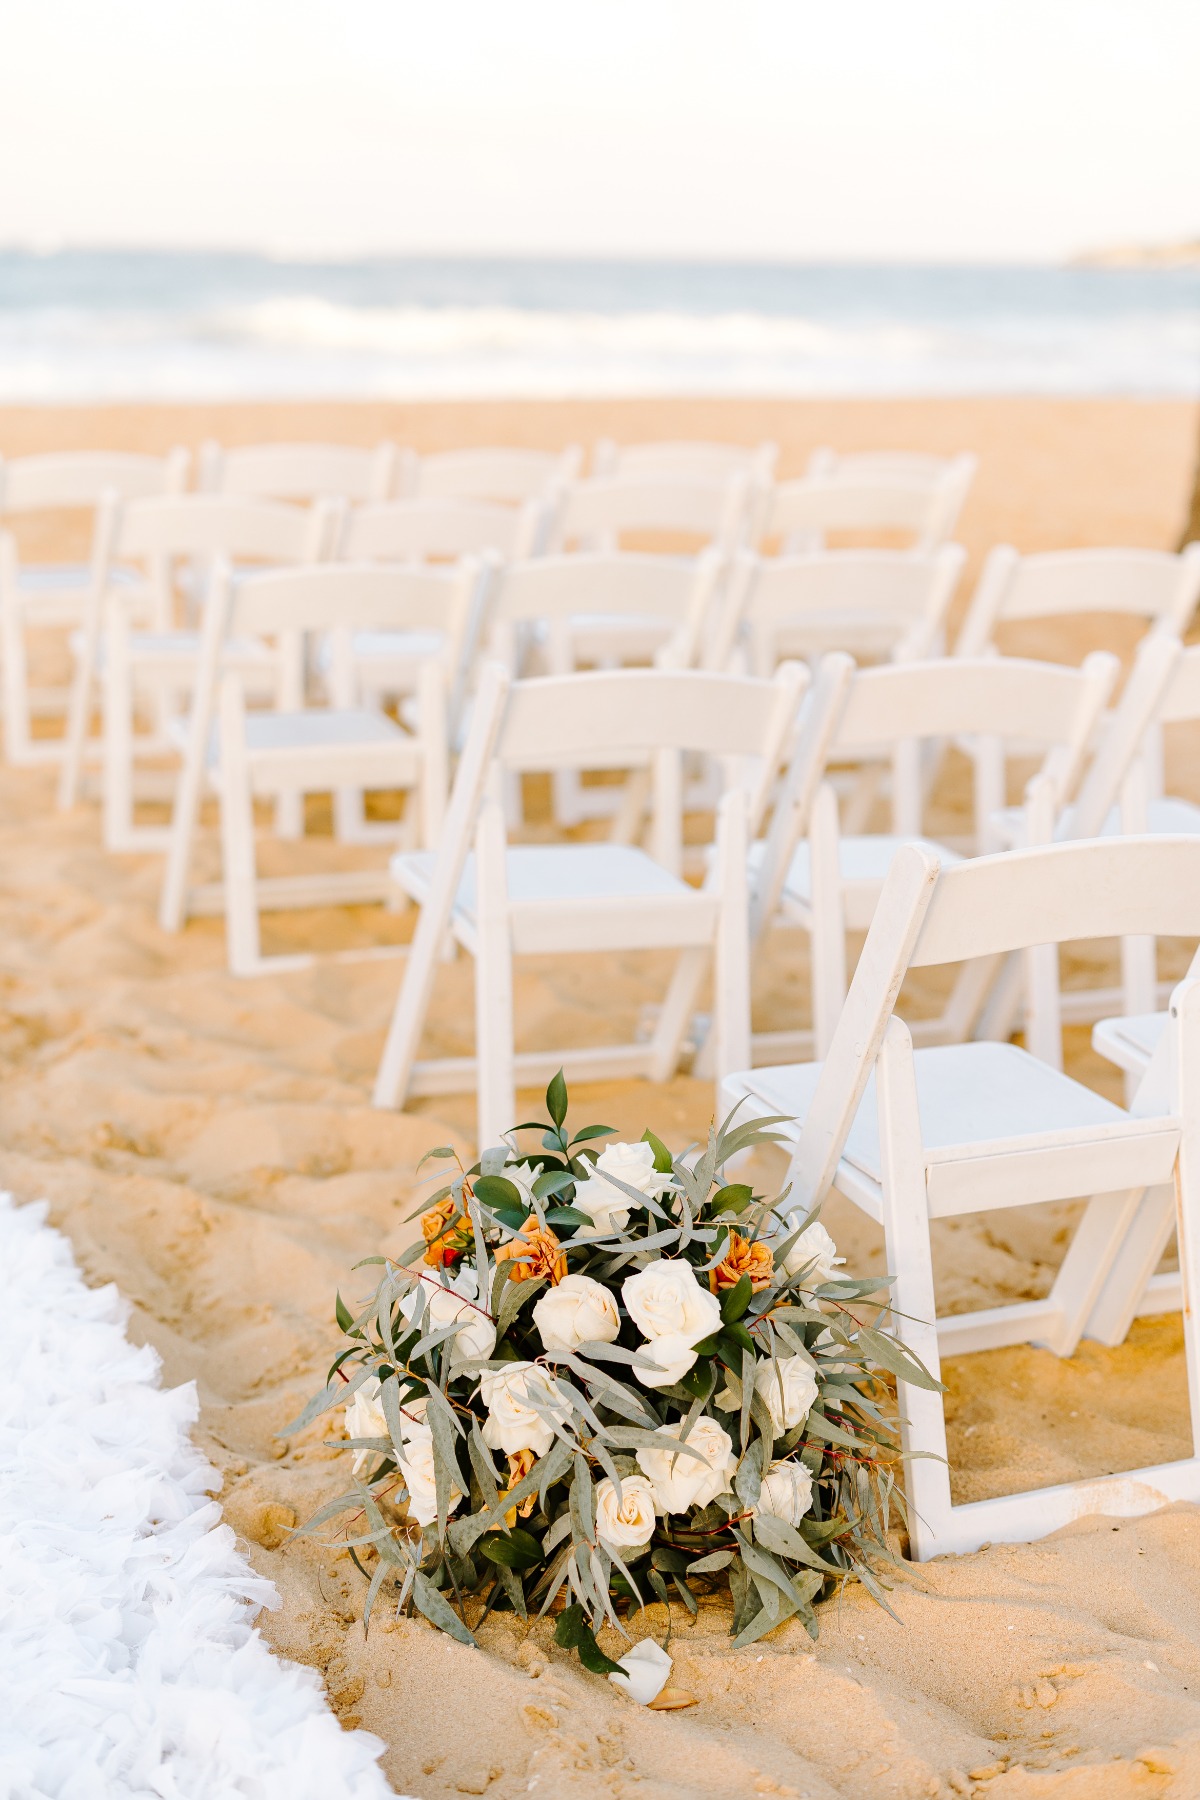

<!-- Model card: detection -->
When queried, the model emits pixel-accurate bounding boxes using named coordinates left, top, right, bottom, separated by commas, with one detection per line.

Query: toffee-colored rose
left=709, top=1229, right=774, bottom=1295
left=495, top=1216, right=567, bottom=1285
left=421, top=1195, right=472, bottom=1268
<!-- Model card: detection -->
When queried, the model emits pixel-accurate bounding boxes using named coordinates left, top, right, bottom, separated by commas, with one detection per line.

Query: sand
left=3, top=396, right=1200, bottom=1800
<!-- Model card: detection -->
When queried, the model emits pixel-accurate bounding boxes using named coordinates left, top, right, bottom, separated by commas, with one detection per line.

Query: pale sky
left=2, top=0, right=1198, bottom=263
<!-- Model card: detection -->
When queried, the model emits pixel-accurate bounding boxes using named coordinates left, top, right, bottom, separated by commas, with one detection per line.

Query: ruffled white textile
left=0, top=1194, right=402, bottom=1800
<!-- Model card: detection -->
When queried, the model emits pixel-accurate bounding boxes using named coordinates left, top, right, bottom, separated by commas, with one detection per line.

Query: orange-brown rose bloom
left=495, top=1216, right=567, bottom=1285
left=709, top=1230, right=774, bottom=1295
left=421, top=1196, right=473, bottom=1268
left=503, top=1447, right=538, bottom=1524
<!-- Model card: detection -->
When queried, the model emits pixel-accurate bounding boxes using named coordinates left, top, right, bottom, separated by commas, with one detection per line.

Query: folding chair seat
left=159, top=562, right=449, bottom=975
left=58, top=493, right=335, bottom=851
left=199, top=439, right=398, bottom=503
left=1092, top=1012, right=1165, bottom=1078
left=749, top=651, right=1118, bottom=1056
left=372, top=660, right=808, bottom=1146
left=0, top=447, right=189, bottom=765
left=722, top=835, right=1200, bottom=1559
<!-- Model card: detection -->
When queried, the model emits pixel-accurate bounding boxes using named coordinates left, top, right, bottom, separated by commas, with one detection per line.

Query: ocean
left=1, top=250, right=1198, bottom=401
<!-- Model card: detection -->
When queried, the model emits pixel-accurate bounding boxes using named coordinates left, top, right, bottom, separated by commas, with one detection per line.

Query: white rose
left=343, top=1375, right=388, bottom=1474
left=480, top=1361, right=570, bottom=1456
left=573, top=1141, right=674, bottom=1237
left=594, top=1474, right=658, bottom=1550
left=755, top=1459, right=814, bottom=1528
left=406, top=1266, right=498, bottom=1366
left=782, top=1220, right=844, bottom=1286
left=623, top=1258, right=722, bottom=1389
left=399, top=1422, right=464, bottom=1528
left=636, top=1418, right=736, bottom=1514
left=502, top=1160, right=544, bottom=1207
left=754, top=1354, right=819, bottom=1433
left=532, top=1273, right=621, bottom=1357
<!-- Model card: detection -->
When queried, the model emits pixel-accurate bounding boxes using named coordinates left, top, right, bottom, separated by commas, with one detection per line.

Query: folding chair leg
left=276, top=788, right=305, bottom=840
left=58, top=644, right=93, bottom=809
left=102, top=611, right=135, bottom=851
left=649, top=947, right=708, bottom=1083
left=217, top=677, right=262, bottom=976
left=1083, top=1183, right=1176, bottom=1347
left=874, top=1017, right=953, bottom=1561
left=473, top=796, right=515, bottom=1149
left=1173, top=981, right=1200, bottom=1453
left=809, top=783, right=847, bottom=1059
left=1039, top=1188, right=1147, bottom=1356
left=0, top=597, right=33, bottom=764
left=711, top=789, right=751, bottom=1094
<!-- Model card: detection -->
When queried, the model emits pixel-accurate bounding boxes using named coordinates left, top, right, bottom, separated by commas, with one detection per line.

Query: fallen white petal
left=608, top=1638, right=673, bottom=1705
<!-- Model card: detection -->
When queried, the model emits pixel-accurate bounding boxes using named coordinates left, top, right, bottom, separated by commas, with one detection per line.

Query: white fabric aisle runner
left=0, top=1193, right=406, bottom=1800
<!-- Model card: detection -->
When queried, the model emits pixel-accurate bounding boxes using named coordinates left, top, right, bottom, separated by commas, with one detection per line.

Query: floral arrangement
left=289, top=1076, right=939, bottom=1674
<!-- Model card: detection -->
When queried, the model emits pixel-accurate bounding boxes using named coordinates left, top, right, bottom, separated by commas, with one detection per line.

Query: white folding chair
left=753, top=451, right=975, bottom=555
left=592, top=439, right=778, bottom=485
left=59, top=493, right=334, bottom=850
left=955, top=545, right=1200, bottom=660
left=372, top=661, right=807, bottom=1145
left=159, top=562, right=448, bottom=976
left=545, top=473, right=753, bottom=557
left=198, top=440, right=397, bottom=503
left=335, top=495, right=542, bottom=740
left=0, top=447, right=189, bottom=765
left=401, top=446, right=582, bottom=503
left=722, top=835, right=1200, bottom=1559
left=975, top=631, right=1190, bottom=1043
left=1085, top=646, right=1200, bottom=1086
left=751, top=651, right=1119, bottom=1058
left=720, top=544, right=966, bottom=674
left=487, top=550, right=734, bottom=830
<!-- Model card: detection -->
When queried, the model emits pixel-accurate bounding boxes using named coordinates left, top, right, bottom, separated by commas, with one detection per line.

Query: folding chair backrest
left=340, top=497, right=540, bottom=562
left=495, top=665, right=803, bottom=780
left=0, top=448, right=189, bottom=513
left=113, top=493, right=330, bottom=565
left=957, top=545, right=1200, bottom=657
left=593, top=440, right=778, bottom=484
left=792, top=836, right=1200, bottom=1207
left=801, top=448, right=975, bottom=542
left=729, top=544, right=966, bottom=670
left=199, top=440, right=396, bottom=503
left=228, top=559, right=479, bottom=641
left=407, top=446, right=582, bottom=503
left=486, top=550, right=725, bottom=670
left=834, top=652, right=1117, bottom=759
left=547, top=474, right=750, bottom=554
left=758, top=466, right=970, bottom=551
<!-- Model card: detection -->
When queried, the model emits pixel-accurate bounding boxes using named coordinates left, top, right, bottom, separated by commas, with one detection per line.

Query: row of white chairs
left=0, top=442, right=973, bottom=775
left=6, top=443, right=1200, bottom=1572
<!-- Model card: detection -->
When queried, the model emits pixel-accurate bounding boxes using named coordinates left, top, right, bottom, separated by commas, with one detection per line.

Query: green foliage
left=295, top=1075, right=933, bottom=1676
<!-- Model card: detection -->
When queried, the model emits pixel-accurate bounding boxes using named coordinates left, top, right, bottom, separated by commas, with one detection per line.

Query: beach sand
left=3, top=396, right=1200, bottom=1799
